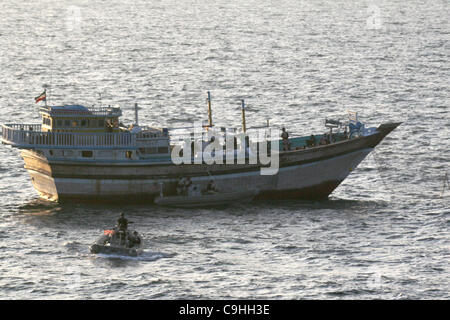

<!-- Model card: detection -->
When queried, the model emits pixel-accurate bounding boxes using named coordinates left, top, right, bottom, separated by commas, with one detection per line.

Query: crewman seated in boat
left=281, top=127, right=290, bottom=151
left=184, top=177, right=192, bottom=194
left=131, top=231, right=141, bottom=245
left=204, top=180, right=218, bottom=194
left=116, top=212, right=131, bottom=246
left=176, top=176, right=184, bottom=195
left=126, top=231, right=141, bottom=248
left=177, top=177, right=192, bottom=196
left=188, top=184, right=201, bottom=196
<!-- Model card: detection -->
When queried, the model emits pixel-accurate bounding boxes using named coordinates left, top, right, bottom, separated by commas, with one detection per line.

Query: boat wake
left=96, top=251, right=175, bottom=262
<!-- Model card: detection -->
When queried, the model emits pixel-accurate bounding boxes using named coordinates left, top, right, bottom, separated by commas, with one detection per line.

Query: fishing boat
left=1, top=91, right=401, bottom=202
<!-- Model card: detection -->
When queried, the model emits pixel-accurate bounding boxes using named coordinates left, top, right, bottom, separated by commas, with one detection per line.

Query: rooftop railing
left=1, top=124, right=167, bottom=149
left=39, top=106, right=122, bottom=117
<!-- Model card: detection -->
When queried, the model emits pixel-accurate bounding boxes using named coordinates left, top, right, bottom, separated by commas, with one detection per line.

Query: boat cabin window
left=82, top=150, right=93, bottom=158
left=126, top=151, right=133, bottom=158
left=65, top=120, right=70, bottom=127
left=56, top=120, right=62, bottom=127
left=81, top=119, right=88, bottom=127
left=72, top=120, right=78, bottom=127
left=98, top=119, right=104, bottom=127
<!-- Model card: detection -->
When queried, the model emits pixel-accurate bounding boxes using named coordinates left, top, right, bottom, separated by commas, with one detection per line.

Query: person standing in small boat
left=116, top=212, right=129, bottom=245
left=117, top=212, right=128, bottom=232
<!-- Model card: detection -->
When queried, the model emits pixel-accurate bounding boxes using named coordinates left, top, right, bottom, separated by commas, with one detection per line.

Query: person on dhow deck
left=281, top=127, right=291, bottom=151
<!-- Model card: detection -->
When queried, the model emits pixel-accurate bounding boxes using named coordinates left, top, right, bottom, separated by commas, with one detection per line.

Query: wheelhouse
left=1, top=104, right=171, bottom=161
left=39, top=105, right=122, bottom=133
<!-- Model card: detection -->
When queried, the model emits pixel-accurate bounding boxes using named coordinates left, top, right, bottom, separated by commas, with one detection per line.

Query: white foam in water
left=96, top=251, right=173, bottom=261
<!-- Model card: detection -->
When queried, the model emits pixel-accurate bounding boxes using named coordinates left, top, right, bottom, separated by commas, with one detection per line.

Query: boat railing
left=1, top=124, right=167, bottom=149
left=40, top=106, right=122, bottom=117
left=3, top=123, right=43, bottom=131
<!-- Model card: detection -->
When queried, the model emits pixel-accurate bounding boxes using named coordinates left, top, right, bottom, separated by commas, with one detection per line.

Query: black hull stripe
left=36, top=147, right=372, bottom=180
left=54, top=179, right=343, bottom=203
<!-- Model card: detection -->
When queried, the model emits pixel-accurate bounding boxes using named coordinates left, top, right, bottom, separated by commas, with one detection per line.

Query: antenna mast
left=207, top=91, right=213, bottom=127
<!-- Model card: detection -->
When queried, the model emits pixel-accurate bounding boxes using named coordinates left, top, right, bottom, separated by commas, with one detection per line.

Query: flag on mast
left=34, top=90, right=46, bottom=104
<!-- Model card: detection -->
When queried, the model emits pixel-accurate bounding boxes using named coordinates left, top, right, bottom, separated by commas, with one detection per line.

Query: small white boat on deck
left=154, top=190, right=258, bottom=208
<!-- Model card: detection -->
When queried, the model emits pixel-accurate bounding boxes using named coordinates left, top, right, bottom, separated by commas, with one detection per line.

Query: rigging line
left=372, top=150, right=395, bottom=197
left=46, top=34, right=56, bottom=107
left=441, top=172, right=449, bottom=198
left=207, top=169, right=214, bottom=181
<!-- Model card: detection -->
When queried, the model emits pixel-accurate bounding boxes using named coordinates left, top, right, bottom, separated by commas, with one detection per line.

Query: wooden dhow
left=1, top=96, right=401, bottom=202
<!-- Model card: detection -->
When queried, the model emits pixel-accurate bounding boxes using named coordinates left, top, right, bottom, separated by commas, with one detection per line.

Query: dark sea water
left=0, top=0, right=448, bottom=299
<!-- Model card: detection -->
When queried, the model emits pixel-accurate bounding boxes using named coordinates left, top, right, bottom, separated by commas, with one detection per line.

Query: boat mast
left=207, top=91, right=213, bottom=127
left=241, top=99, right=246, bottom=133
left=134, top=103, right=139, bottom=126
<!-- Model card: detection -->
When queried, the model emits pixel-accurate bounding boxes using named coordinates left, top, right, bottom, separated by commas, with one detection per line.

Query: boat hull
left=154, top=190, right=258, bottom=208
left=21, top=122, right=401, bottom=202
left=89, top=244, right=143, bottom=257
left=89, top=232, right=143, bottom=257
left=24, top=147, right=371, bottom=202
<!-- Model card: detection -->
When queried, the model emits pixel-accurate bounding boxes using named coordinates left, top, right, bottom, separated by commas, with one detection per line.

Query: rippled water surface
left=0, top=0, right=448, bottom=299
